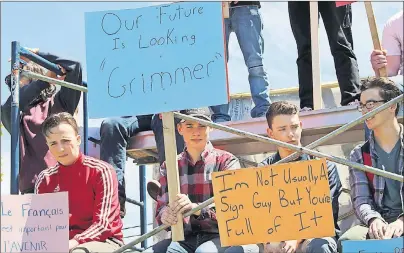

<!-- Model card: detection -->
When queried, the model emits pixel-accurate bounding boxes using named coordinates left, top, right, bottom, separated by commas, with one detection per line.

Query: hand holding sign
left=383, top=219, right=404, bottom=239
left=371, top=50, right=388, bottom=76
left=368, top=218, right=387, bottom=239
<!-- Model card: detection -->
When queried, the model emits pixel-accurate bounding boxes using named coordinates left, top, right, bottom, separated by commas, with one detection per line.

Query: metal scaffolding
left=114, top=94, right=403, bottom=253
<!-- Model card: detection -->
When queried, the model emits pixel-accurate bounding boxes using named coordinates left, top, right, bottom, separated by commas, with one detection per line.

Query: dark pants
left=99, top=115, right=185, bottom=217
left=100, top=115, right=153, bottom=217
left=151, top=114, right=185, bottom=165
left=145, top=233, right=226, bottom=253
left=288, top=2, right=360, bottom=109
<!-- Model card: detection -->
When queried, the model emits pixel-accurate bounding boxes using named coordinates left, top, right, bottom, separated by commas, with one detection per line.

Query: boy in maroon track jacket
left=35, top=112, right=123, bottom=253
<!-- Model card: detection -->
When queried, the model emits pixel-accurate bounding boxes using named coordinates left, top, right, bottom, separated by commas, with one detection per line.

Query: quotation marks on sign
left=100, top=58, right=106, bottom=71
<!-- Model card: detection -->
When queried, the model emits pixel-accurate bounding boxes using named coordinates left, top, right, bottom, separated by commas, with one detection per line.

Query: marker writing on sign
left=278, top=188, right=303, bottom=208
left=158, top=5, right=204, bottom=24
left=101, top=12, right=142, bottom=36
left=256, top=168, right=278, bottom=187
left=225, top=216, right=254, bottom=237
left=305, top=186, right=331, bottom=206
left=138, top=28, right=196, bottom=49
left=294, top=210, right=323, bottom=232
left=105, top=52, right=223, bottom=97
left=1, top=202, right=12, bottom=216
left=252, top=192, right=272, bottom=214
left=221, top=196, right=243, bottom=219
left=2, top=240, right=47, bottom=252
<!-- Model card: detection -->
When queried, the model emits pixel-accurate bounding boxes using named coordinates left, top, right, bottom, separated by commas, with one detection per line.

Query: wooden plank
left=222, top=2, right=230, bottom=18
left=310, top=1, right=322, bottom=110
left=364, top=1, right=388, bottom=77
left=162, top=112, right=184, bottom=241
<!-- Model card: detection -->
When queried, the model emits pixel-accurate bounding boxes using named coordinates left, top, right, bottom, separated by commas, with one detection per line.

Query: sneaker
left=300, top=107, right=313, bottom=112
left=147, top=180, right=161, bottom=202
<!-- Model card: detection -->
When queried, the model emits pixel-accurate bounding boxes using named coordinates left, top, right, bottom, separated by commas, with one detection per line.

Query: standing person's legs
left=340, top=4, right=354, bottom=50
left=320, top=2, right=360, bottom=106
left=210, top=17, right=232, bottom=123
left=100, top=115, right=152, bottom=217
left=151, top=114, right=185, bottom=165
left=288, top=2, right=313, bottom=110
left=232, top=5, right=271, bottom=118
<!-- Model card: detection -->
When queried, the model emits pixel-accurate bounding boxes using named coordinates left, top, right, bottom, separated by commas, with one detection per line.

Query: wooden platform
left=126, top=106, right=403, bottom=165
left=84, top=81, right=402, bottom=165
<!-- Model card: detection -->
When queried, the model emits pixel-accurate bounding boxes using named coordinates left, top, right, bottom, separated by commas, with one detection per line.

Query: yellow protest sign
left=212, top=158, right=335, bottom=247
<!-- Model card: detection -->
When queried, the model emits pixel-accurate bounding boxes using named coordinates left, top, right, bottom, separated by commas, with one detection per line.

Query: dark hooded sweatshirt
left=1, top=52, right=84, bottom=193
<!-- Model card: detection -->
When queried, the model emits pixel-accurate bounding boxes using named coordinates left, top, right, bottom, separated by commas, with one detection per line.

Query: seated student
left=1, top=48, right=83, bottom=195
left=35, top=112, right=123, bottom=253
left=99, top=113, right=185, bottom=217
left=370, top=10, right=403, bottom=89
left=338, top=77, right=403, bottom=249
left=145, top=109, right=240, bottom=253
left=226, top=101, right=342, bottom=253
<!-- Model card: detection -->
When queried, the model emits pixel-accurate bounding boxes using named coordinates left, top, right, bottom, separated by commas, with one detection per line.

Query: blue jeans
left=145, top=233, right=227, bottom=253
left=210, top=5, right=271, bottom=122
left=100, top=115, right=152, bottom=217
left=226, top=237, right=337, bottom=253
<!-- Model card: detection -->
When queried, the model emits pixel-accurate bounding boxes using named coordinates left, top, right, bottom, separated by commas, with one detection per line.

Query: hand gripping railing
left=9, top=41, right=88, bottom=194
left=113, top=94, right=403, bottom=253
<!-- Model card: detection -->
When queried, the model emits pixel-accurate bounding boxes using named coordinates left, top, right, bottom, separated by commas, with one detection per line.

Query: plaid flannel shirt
left=349, top=124, right=404, bottom=225
left=156, top=142, right=240, bottom=234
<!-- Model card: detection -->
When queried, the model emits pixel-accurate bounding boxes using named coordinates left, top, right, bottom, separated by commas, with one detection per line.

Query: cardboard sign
left=1, top=192, right=69, bottom=252
left=85, top=2, right=228, bottom=118
left=342, top=238, right=404, bottom=253
left=212, top=159, right=335, bottom=247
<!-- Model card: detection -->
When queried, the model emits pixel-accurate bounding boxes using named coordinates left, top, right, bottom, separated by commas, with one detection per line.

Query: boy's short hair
left=265, top=101, right=298, bottom=129
left=42, top=112, right=79, bottom=137
left=360, top=77, right=402, bottom=116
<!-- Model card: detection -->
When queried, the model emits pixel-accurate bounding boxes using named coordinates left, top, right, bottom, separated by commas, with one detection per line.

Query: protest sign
left=1, top=192, right=69, bottom=252
left=85, top=2, right=228, bottom=118
left=212, top=159, right=335, bottom=247
left=342, top=237, right=404, bottom=253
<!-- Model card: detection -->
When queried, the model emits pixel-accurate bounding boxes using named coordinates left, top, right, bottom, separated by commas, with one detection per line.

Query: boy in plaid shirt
left=338, top=78, right=403, bottom=249
left=146, top=109, right=240, bottom=253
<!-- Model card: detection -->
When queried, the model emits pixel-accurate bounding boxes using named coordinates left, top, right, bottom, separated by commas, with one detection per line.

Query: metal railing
left=9, top=42, right=89, bottom=194
left=114, top=94, right=403, bottom=253
left=8, top=41, right=150, bottom=249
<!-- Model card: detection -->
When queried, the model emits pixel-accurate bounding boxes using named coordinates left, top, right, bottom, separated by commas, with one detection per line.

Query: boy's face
left=267, top=114, right=302, bottom=149
left=45, top=123, right=81, bottom=166
left=360, top=88, right=395, bottom=130
left=177, top=120, right=210, bottom=150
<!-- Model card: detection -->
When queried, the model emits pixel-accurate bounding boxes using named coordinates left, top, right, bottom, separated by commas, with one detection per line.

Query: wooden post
left=310, top=1, right=322, bottom=110
left=364, top=1, right=388, bottom=77
left=161, top=112, right=184, bottom=241
left=222, top=2, right=230, bottom=18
